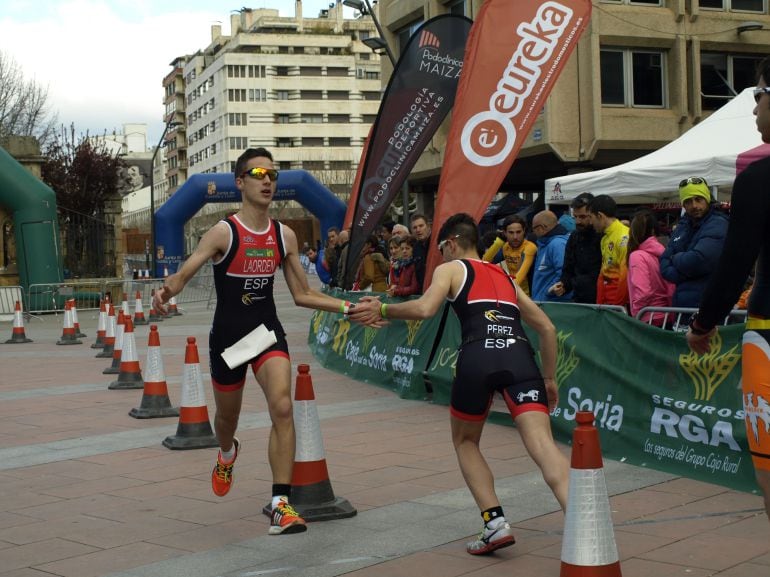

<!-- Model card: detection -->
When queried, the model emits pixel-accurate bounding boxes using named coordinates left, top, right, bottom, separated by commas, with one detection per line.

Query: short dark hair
left=410, top=213, right=429, bottom=224
left=502, top=214, right=527, bottom=230
left=589, top=194, right=618, bottom=218
left=235, top=147, right=274, bottom=177
left=437, top=213, right=478, bottom=251
left=327, top=226, right=340, bottom=235
left=571, top=192, right=594, bottom=210
left=757, top=55, right=770, bottom=86
left=399, top=235, right=417, bottom=248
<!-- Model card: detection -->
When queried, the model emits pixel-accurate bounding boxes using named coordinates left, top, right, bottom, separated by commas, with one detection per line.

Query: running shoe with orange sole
left=211, top=437, right=240, bottom=497
left=269, top=498, right=307, bottom=535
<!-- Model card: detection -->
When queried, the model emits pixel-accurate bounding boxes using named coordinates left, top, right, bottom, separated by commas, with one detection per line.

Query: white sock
left=486, top=516, right=507, bottom=530
left=219, top=446, right=235, bottom=463
left=271, top=495, right=288, bottom=509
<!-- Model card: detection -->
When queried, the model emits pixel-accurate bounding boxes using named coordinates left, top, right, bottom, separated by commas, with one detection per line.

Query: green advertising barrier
left=307, top=292, right=443, bottom=400
left=309, top=296, right=758, bottom=494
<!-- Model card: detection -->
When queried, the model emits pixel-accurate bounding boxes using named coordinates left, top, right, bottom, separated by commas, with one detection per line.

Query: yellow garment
left=500, top=240, right=537, bottom=296
left=597, top=219, right=629, bottom=305
left=482, top=237, right=505, bottom=262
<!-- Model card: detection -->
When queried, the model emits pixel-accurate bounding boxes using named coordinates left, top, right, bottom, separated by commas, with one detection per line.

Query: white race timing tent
left=544, top=87, right=770, bottom=206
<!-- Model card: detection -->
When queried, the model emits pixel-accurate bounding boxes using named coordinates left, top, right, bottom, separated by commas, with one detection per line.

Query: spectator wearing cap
left=659, top=177, right=729, bottom=308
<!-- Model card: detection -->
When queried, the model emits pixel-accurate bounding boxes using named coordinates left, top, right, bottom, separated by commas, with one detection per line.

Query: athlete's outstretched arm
left=349, top=262, right=457, bottom=324
left=154, top=221, right=229, bottom=312
left=282, top=225, right=360, bottom=314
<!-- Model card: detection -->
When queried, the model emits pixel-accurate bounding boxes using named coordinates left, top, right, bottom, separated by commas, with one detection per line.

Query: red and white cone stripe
left=162, top=337, right=218, bottom=449
left=109, top=317, right=144, bottom=389
left=293, top=366, right=330, bottom=486
left=133, top=291, right=147, bottom=324
left=129, top=325, right=178, bottom=418
left=5, top=300, right=32, bottom=343
left=57, top=301, right=81, bottom=344
left=92, top=299, right=106, bottom=348
left=560, top=411, right=621, bottom=577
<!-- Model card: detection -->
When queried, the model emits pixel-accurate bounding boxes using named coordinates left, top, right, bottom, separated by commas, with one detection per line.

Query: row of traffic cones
left=3, top=283, right=182, bottom=347
left=3, top=298, right=622, bottom=549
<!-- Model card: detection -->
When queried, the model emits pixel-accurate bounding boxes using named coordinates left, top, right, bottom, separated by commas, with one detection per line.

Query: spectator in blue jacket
left=304, top=246, right=332, bottom=285
left=531, top=210, right=572, bottom=301
left=659, top=177, right=729, bottom=308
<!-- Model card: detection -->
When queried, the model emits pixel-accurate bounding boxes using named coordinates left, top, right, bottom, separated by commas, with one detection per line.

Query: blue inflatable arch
left=154, top=170, right=346, bottom=276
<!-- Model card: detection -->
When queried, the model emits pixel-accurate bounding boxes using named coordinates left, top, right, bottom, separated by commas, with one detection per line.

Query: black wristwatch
left=688, top=313, right=711, bottom=336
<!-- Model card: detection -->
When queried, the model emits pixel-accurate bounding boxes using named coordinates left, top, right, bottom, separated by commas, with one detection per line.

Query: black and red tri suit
left=448, top=259, right=548, bottom=421
left=209, top=215, right=290, bottom=390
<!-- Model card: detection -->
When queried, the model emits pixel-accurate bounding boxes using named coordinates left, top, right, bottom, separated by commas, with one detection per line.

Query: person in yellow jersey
left=490, top=215, right=538, bottom=296
left=588, top=195, right=630, bottom=306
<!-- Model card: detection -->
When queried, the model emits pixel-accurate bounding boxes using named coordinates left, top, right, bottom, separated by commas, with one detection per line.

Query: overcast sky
left=0, top=1, right=354, bottom=145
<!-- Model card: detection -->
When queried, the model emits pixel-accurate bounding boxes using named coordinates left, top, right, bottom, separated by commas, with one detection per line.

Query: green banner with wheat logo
left=308, top=297, right=756, bottom=492
left=422, top=303, right=756, bottom=493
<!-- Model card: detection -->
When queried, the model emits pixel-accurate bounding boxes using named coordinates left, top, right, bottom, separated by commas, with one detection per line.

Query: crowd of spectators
left=304, top=176, right=734, bottom=327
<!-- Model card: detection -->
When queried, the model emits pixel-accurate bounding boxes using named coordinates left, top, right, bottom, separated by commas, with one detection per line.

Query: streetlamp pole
left=361, top=0, right=396, bottom=67
left=150, top=119, right=179, bottom=277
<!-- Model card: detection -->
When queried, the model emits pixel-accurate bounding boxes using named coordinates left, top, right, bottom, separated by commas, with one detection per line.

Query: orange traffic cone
left=109, top=317, right=144, bottom=390
left=57, top=301, right=82, bottom=345
left=120, top=292, right=131, bottom=320
left=262, top=364, right=356, bottom=521
left=96, top=304, right=116, bottom=358
left=133, top=290, right=148, bottom=325
left=69, top=298, right=86, bottom=338
left=148, top=289, right=164, bottom=322
left=167, top=295, right=181, bottom=316
left=560, top=411, right=622, bottom=577
left=103, top=308, right=125, bottom=374
left=163, top=267, right=181, bottom=316
left=5, top=300, right=32, bottom=343
left=91, top=299, right=106, bottom=349
left=163, top=337, right=218, bottom=450
left=129, top=325, right=179, bottom=418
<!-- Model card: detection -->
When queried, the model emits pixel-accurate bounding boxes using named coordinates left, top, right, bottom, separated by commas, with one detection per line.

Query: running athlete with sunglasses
left=687, top=57, right=770, bottom=522
left=350, top=213, right=569, bottom=555
left=155, top=148, right=362, bottom=535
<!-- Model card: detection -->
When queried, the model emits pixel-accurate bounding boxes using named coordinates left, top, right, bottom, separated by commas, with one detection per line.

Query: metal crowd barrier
left=635, top=306, right=747, bottom=332
left=25, top=271, right=215, bottom=314
left=0, top=285, right=24, bottom=319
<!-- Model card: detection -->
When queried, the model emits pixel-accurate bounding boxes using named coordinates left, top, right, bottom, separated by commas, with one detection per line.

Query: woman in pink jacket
left=627, top=209, right=675, bottom=326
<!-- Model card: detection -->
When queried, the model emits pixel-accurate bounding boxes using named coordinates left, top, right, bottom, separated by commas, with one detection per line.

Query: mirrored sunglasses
left=678, top=176, right=707, bottom=188
left=241, top=167, right=279, bottom=181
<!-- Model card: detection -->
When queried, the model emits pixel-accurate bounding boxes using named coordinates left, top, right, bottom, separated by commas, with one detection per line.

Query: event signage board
left=308, top=299, right=757, bottom=493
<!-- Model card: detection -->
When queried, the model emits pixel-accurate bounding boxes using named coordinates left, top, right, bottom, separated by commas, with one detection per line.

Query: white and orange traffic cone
left=262, top=364, right=356, bottom=521
left=108, top=316, right=144, bottom=390
left=91, top=299, right=107, bottom=349
left=120, top=292, right=131, bottom=322
left=560, top=411, right=622, bottom=577
left=129, top=325, right=179, bottom=418
left=103, top=308, right=125, bottom=374
left=148, top=289, right=164, bottom=322
left=163, top=337, right=218, bottom=450
left=133, top=290, right=147, bottom=325
left=5, top=300, right=32, bottom=344
left=167, top=295, right=181, bottom=316
left=163, top=267, right=181, bottom=316
left=96, top=304, right=116, bottom=358
left=56, top=301, right=82, bottom=345
left=68, top=298, right=86, bottom=338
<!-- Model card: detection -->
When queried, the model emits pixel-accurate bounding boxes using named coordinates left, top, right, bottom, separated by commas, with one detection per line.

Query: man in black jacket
left=550, top=193, right=602, bottom=303
left=410, top=213, right=432, bottom=292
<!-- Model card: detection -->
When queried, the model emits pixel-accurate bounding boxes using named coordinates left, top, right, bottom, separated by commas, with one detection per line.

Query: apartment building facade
left=177, top=3, right=381, bottom=201
left=375, top=0, right=770, bottom=208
